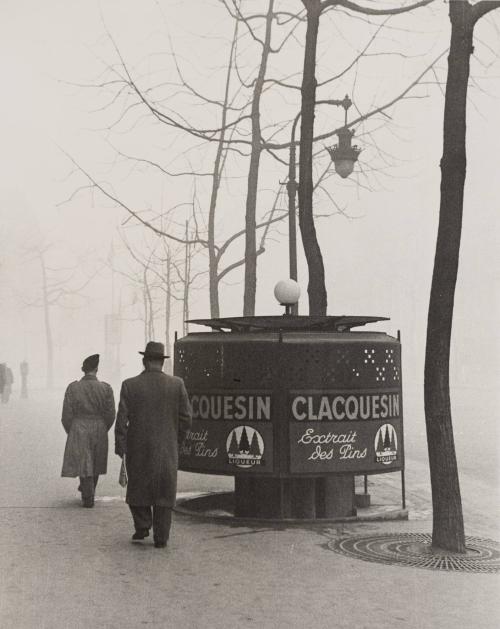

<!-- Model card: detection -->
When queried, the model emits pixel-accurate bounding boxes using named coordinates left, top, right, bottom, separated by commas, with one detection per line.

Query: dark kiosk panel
left=174, top=316, right=404, bottom=519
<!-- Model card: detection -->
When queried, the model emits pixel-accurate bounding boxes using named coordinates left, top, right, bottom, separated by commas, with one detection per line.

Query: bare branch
left=59, top=149, right=209, bottom=248
left=472, top=0, right=500, bottom=24
left=264, top=49, right=447, bottom=151
left=109, top=143, right=213, bottom=178
left=216, top=210, right=287, bottom=263
left=317, top=17, right=392, bottom=87
left=217, top=246, right=266, bottom=282
left=322, top=0, right=434, bottom=17
left=104, top=28, right=254, bottom=146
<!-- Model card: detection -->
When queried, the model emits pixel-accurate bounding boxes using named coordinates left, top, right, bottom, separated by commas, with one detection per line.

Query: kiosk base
left=234, top=476, right=356, bottom=520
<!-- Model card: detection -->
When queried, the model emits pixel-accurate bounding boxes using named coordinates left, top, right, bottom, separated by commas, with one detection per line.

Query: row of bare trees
left=19, top=242, right=103, bottom=388
left=66, top=0, right=444, bottom=318
left=111, top=222, right=200, bottom=350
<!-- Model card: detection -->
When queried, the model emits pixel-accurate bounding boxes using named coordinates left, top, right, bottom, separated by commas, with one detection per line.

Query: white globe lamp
left=274, top=279, right=300, bottom=315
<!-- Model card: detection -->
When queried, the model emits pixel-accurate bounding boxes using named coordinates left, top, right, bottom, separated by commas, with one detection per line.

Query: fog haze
left=0, top=2, right=498, bottom=482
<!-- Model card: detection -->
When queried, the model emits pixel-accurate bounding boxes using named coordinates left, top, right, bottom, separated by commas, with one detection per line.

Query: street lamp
left=286, top=95, right=361, bottom=311
left=326, top=125, right=361, bottom=179
left=274, top=279, right=301, bottom=316
left=325, top=95, right=361, bottom=179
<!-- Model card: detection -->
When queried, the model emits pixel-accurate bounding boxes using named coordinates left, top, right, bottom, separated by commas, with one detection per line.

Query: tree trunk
left=208, top=19, right=238, bottom=318
left=40, top=253, right=54, bottom=389
left=165, top=250, right=171, bottom=348
left=424, top=0, right=474, bottom=553
left=183, top=221, right=190, bottom=336
left=208, top=163, right=221, bottom=320
left=162, top=251, right=172, bottom=374
left=143, top=268, right=155, bottom=341
left=243, top=0, right=274, bottom=316
left=142, top=281, right=148, bottom=343
left=298, top=1, right=327, bottom=316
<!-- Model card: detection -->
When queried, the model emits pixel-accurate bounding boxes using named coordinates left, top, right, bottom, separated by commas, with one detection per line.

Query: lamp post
left=286, top=95, right=360, bottom=313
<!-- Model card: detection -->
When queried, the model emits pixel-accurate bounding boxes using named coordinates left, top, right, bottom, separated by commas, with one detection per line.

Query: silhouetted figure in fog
left=115, top=342, right=191, bottom=548
left=20, top=360, right=29, bottom=399
left=1, top=364, right=13, bottom=403
left=61, top=354, right=115, bottom=507
left=0, top=364, right=5, bottom=398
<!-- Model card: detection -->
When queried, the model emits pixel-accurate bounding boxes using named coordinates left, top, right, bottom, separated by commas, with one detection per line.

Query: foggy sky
left=0, top=0, right=499, bottom=434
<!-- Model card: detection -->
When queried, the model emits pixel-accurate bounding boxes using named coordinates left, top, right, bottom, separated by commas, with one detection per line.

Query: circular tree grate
left=328, top=533, right=500, bottom=573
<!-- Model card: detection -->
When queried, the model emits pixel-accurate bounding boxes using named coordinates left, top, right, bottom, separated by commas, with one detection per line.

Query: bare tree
left=61, top=1, right=301, bottom=317
left=297, top=0, right=434, bottom=315
left=64, top=0, right=442, bottom=320
left=424, top=0, right=500, bottom=553
left=62, top=152, right=288, bottom=319
left=39, top=249, right=55, bottom=389
left=116, top=230, right=180, bottom=346
left=228, top=0, right=278, bottom=315
left=114, top=213, right=207, bottom=353
left=24, top=243, right=101, bottom=388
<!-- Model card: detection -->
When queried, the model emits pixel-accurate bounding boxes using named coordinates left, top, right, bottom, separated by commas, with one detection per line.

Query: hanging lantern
left=326, top=126, right=361, bottom=179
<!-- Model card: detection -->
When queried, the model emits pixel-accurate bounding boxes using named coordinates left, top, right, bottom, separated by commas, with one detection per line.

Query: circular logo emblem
left=226, top=425, right=265, bottom=469
left=374, top=423, right=398, bottom=465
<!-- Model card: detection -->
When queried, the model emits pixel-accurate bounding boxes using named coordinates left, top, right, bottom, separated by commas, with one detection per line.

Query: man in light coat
left=61, top=354, right=116, bottom=507
left=115, top=341, right=192, bottom=548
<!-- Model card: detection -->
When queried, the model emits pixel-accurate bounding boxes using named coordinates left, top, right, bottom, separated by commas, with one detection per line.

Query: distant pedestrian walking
left=61, top=354, right=115, bottom=507
left=0, top=363, right=5, bottom=398
left=115, top=341, right=192, bottom=548
left=20, top=360, right=29, bottom=399
left=1, top=364, right=14, bottom=403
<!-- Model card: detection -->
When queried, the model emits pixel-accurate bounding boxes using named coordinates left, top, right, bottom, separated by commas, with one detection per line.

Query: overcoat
left=115, top=369, right=192, bottom=507
left=61, top=375, right=115, bottom=478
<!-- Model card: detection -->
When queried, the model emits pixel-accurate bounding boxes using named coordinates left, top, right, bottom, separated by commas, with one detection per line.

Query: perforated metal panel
left=175, top=335, right=279, bottom=389
left=176, top=342, right=224, bottom=387
left=281, top=337, right=401, bottom=389
left=176, top=332, right=401, bottom=390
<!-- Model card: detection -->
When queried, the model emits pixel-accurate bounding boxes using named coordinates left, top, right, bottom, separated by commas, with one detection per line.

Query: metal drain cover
left=328, top=533, right=500, bottom=573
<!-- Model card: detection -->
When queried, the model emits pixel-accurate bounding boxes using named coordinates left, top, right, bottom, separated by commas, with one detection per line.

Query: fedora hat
left=139, top=341, right=169, bottom=359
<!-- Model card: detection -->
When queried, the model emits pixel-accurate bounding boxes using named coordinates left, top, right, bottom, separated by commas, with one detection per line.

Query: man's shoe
left=82, top=497, right=94, bottom=508
left=154, top=540, right=167, bottom=548
left=132, top=529, right=150, bottom=541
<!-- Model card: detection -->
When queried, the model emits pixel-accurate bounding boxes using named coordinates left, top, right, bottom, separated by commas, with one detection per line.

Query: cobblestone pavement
left=0, top=393, right=498, bottom=629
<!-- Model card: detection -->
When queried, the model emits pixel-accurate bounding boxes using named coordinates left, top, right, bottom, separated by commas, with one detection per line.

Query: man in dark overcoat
left=115, top=341, right=192, bottom=548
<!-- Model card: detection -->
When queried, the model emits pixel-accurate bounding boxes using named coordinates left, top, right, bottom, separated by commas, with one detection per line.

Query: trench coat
left=115, top=369, right=192, bottom=507
left=61, top=375, right=116, bottom=478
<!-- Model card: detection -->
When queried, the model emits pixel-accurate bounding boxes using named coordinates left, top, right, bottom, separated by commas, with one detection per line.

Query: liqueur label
left=374, top=423, right=398, bottom=465
left=226, top=426, right=265, bottom=468
left=289, top=419, right=403, bottom=473
left=180, top=421, right=273, bottom=473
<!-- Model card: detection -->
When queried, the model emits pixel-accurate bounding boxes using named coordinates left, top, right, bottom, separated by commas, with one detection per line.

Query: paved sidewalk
left=0, top=395, right=499, bottom=628
left=1, top=495, right=499, bottom=629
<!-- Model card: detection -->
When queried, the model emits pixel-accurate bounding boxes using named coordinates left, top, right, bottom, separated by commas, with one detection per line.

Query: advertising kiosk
left=174, top=315, right=404, bottom=520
